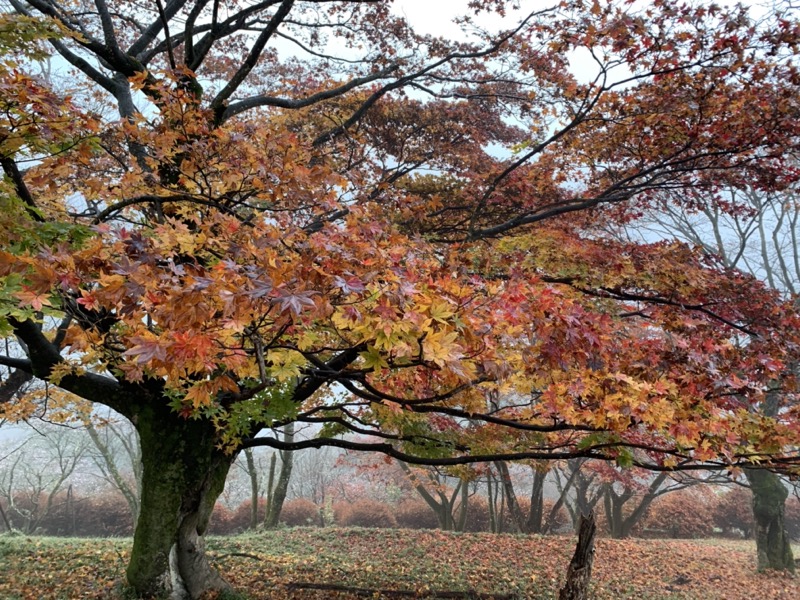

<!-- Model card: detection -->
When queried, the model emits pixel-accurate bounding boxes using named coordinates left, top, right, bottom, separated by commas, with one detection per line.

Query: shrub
left=280, top=498, right=322, bottom=527
left=644, top=489, right=714, bottom=538
left=75, top=493, right=133, bottom=537
left=713, top=487, right=754, bottom=538
left=228, top=499, right=267, bottom=533
left=334, top=500, right=397, bottom=528
left=463, top=495, right=491, bottom=532
left=208, top=503, right=236, bottom=535
left=394, top=499, right=439, bottom=530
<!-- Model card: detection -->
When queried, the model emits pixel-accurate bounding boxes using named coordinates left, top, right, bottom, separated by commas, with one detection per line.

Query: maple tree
left=619, top=182, right=800, bottom=568
left=2, top=0, right=800, bottom=597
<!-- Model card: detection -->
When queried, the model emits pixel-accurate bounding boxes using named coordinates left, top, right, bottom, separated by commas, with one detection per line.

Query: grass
left=0, top=529, right=797, bottom=599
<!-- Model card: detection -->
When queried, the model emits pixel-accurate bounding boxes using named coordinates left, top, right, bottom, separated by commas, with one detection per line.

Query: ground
left=0, top=528, right=797, bottom=599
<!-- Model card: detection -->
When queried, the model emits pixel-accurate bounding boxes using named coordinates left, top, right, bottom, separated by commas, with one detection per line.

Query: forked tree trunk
left=746, top=469, right=795, bottom=572
left=126, top=403, right=235, bottom=599
left=495, top=461, right=529, bottom=533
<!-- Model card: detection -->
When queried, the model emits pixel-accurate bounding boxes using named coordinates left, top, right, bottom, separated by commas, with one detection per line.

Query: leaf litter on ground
left=0, top=528, right=797, bottom=599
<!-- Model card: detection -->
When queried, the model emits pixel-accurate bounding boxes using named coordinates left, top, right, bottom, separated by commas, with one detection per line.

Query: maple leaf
left=122, top=336, right=169, bottom=365
left=75, top=290, right=100, bottom=311
left=360, top=346, right=389, bottom=371
left=422, top=329, right=464, bottom=368
left=273, top=288, right=317, bottom=315
left=333, top=274, right=366, bottom=294
left=14, top=286, right=51, bottom=311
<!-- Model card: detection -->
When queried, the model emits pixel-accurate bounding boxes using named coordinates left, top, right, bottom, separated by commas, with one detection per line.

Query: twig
left=213, top=551, right=263, bottom=561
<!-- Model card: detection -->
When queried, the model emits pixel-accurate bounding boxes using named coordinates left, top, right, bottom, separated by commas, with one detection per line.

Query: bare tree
left=83, top=410, right=142, bottom=524
left=0, top=424, right=88, bottom=534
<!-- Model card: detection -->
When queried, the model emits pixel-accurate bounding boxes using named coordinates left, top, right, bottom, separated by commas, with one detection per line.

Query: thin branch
left=153, top=0, right=177, bottom=70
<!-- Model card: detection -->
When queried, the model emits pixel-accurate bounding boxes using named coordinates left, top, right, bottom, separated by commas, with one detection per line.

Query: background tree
left=397, top=462, right=471, bottom=532
left=2, top=2, right=800, bottom=598
left=616, top=183, right=800, bottom=569
left=82, top=409, right=141, bottom=524
left=0, top=424, right=87, bottom=534
left=263, top=423, right=295, bottom=528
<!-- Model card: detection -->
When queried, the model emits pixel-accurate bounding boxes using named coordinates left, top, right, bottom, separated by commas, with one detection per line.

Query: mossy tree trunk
left=745, top=468, right=795, bottom=572
left=126, top=402, right=235, bottom=599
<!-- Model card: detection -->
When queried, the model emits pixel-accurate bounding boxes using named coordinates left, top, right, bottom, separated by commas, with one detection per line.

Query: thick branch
left=211, top=0, right=294, bottom=121
left=129, top=0, right=191, bottom=59
left=221, top=65, right=399, bottom=122
left=0, top=158, right=43, bottom=222
left=8, top=318, right=134, bottom=417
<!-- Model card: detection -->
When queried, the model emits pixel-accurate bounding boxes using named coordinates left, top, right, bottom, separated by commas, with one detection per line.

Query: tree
left=618, top=180, right=800, bottom=569
left=398, top=461, right=471, bottom=531
left=492, top=459, right=565, bottom=534
left=83, top=409, right=142, bottom=524
left=597, top=465, right=705, bottom=539
left=263, top=422, right=294, bottom=528
left=2, top=1, right=800, bottom=597
left=0, top=424, right=88, bottom=534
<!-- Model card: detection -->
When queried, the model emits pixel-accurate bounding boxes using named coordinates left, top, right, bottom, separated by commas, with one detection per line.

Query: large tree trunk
left=126, top=403, right=235, bottom=599
left=746, top=469, right=795, bottom=572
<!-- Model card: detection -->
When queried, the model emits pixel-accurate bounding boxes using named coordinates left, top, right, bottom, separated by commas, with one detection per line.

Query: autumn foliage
left=279, top=498, right=324, bottom=528
left=643, top=489, right=716, bottom=539
left=2, top=0, right=800, bottom=597
left=334, top=500, right=398, bottom=529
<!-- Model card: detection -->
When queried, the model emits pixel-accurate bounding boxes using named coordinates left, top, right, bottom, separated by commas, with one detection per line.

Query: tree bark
left=244, top=448, right=259, bottom=529
left=494, top=460, right=528, bottom=533
left=745, top=469, right=795, bottom=572
left=264, top=423, right=294, bottom=529
left=526, top=466, right=547, bottom=533
left=559, top=511, right=597, bottom=600
left=126, top=403, right=235, bottom=599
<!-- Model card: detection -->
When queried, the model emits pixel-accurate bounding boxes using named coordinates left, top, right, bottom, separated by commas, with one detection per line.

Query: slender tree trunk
left=0, top=499, right=11, bottom=532
left=126, top=404, right=235, bottom=599
left=455, top=480, right=469, bottom=532
left=264, top=423, right=294, bottom=529
left=618, top=472, right=668, bottom=539
left=527, top=466, right=547, bottom=533
left=84, top=419, right=141, bottom=523
left=244, top=448, right=259, bottom=529
left=746, top=469, right=795, bottom=572
left=487, top=473, right=497, bottom=533
left=495, top=460, right=529, bottom=533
